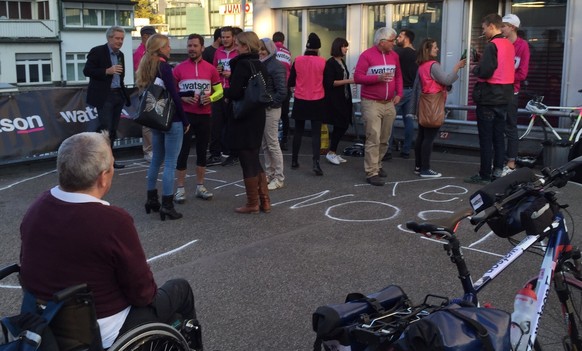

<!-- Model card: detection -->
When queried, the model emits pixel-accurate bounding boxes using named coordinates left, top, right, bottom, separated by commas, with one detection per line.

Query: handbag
left=134, top=77, right=175, bottom=131
left=418, top=90, right=446, bottom=128
left=232, top=61, right=272, bottom=120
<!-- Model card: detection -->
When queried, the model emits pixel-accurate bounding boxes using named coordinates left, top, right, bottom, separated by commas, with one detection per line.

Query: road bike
left=520, top=96, right=582, bottom=143
left=401, top=155, right=582, bottom=350
left=517, top=94, right=582, bottom=168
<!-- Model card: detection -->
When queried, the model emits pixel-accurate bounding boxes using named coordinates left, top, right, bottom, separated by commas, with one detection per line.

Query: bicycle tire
left=527, top=275, right=582, bottom=351
left=108, top=322, right=190, bottom=351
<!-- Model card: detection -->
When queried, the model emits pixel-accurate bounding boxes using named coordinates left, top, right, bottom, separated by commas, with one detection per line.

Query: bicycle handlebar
left=470, top=155, right=582, bottom=226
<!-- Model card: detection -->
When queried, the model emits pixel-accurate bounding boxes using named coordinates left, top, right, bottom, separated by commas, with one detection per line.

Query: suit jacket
left=83, top=43, right=130, bottom=108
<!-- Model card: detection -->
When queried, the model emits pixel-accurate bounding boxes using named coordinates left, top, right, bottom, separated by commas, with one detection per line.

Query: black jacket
left=471, top=34, right=514, bottom=106
left=226, top=53, right=267, bottom=150
left=83, top=43, right=130, bottom=108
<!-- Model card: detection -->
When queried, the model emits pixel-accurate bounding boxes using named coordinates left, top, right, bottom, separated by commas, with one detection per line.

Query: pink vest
left=418, top=61, right=445, bottom=94
left=293, top=55, right=326, bottom=100
left=480, top=38, right=515, bottom=85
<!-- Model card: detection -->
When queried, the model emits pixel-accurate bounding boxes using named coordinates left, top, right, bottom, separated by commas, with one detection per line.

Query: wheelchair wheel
left=108, top=322, right=189, bottom=351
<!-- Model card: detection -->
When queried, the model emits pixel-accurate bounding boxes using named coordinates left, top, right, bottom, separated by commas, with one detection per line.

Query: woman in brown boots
left=226, top=31, right=270, bottom=214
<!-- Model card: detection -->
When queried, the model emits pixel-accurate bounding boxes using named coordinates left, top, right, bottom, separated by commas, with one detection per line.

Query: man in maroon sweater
left=19, top=132, right=201, bottom=349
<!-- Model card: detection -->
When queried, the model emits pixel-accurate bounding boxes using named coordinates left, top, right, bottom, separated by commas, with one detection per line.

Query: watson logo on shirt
left=367, top=65, right=396, bottom=76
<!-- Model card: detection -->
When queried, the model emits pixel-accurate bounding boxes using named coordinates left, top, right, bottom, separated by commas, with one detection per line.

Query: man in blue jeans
left=465, top=14, right=515, bottom=184
left=389, top=29, right=418, bottom=159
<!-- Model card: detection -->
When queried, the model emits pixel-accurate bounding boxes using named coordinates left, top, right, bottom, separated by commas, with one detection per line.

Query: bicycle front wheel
left=528, top=274, right=582, bottom=351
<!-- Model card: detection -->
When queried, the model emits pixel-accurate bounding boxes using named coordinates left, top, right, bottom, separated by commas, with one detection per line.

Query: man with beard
left=386, top=29, right=418, bottom=160
left=173, top=34, right=223, bottom=203
left=207, top=26, right=239, bottom=167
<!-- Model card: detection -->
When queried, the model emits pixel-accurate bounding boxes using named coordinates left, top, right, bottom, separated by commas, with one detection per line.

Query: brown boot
left=235, top=177, right=260, bottom=214
left=258, top=172, right=271, bottom=213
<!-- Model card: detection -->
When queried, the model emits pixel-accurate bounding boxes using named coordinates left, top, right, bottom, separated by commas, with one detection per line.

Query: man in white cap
left=501, top=13, right=530, bottom=176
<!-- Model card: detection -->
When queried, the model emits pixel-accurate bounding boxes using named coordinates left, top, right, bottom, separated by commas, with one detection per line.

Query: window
left=37, top=1, right=49, bottom=19
left=62, top=3, right=133, bottom=28
left=65, top=53, right=88, bottom=82
left=285, top=7, right=347, bottom=60
left=367, top=3, right=444, bottom=51
left=16, top=53, right=52, bottom=84
left=0, top=1, right=32, bottom=19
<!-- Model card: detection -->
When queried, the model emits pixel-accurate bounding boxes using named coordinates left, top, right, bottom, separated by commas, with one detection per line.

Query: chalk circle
left=325, top=201, right=400, bottom=222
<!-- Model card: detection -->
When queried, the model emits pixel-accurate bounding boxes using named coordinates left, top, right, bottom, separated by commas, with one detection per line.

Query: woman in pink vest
left=410, top=39, right=466, bottom=178
left=289, top=32, right=327, bottom=176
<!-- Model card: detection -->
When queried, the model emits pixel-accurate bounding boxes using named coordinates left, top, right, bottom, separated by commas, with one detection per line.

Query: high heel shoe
left=145, top=189, right=161, bottom=214
left=312, top=160, right=323, bottom=176
left=160, top=195, right=183, bottom=221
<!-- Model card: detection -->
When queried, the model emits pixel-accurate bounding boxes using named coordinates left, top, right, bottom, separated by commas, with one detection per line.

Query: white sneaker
left=326, top=152, right=340, bottom=165
left=336, top=154, right=347, bottom=163
left=501, top=166, right=516, bottom=177
left=174, top=187, right=186, bottom=204
left=195, top=185, right=213, bottom=200
left=267, top=179, right=284, bottom=190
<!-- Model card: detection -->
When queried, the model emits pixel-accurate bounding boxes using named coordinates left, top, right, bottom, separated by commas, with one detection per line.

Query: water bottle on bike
left=511, top=283, right=537, bottom=350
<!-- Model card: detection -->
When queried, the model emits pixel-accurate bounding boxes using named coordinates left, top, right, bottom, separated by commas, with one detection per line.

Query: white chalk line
left=1, top=240, right=201, bottom=290
left=0, top=170, right=56, bottom=191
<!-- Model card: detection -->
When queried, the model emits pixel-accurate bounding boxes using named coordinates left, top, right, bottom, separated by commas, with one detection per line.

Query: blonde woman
left=136, top=34, right=190, bottom=221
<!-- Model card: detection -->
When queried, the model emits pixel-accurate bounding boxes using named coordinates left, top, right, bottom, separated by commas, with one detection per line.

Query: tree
left=135, top=0, right=163, bottom=24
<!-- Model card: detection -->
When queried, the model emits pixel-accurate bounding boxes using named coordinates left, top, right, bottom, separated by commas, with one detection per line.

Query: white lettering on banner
left=59, top=106, right=98, bottom=123
left=0, top=115, right=44, bottom=134
left=218, top=3, right=252, bottom=14
left=367, top=65, right=396, bottom=76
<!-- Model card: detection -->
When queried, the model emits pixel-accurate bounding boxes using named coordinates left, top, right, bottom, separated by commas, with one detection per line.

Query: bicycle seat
left=406, top=207, right=474, bottom=235
left=526, top=100, right=548, bottom=114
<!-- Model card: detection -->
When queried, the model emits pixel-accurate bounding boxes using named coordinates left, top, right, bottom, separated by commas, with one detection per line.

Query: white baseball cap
left=502, top=14, right=520, bottom=28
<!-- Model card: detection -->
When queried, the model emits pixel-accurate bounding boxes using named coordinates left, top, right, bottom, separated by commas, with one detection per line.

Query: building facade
left=0, top=0, right=136, bottom=88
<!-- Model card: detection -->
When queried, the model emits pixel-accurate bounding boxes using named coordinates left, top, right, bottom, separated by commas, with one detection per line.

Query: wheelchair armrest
left=53, top=284, right=89, bottom=302
left=0, top=264, right=20, bottom=280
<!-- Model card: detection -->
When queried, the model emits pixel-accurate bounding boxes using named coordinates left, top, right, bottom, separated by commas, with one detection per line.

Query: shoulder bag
left=134, top=77, right=175, bottom=131
left=232, top=61, right=272, bottom=120
left=418, top=90, right=446, bottom=128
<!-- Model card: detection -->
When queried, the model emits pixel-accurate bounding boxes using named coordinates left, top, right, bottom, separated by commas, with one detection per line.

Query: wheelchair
left=0, top=264, right=198, bottom=351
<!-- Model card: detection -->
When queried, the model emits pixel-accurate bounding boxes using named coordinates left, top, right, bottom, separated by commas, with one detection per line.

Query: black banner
left=0, top=87, right=142, bottom=164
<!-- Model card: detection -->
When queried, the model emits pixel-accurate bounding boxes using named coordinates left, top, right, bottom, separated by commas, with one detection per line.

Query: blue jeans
left=476, top=105, right=507, bottom=178
left=147, top=122, right=184, bottom=196
left=389, top=88, right=414, bottom=154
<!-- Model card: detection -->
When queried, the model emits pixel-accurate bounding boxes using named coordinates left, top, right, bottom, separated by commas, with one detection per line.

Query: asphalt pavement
left=1, top=138, right=582, bottom=351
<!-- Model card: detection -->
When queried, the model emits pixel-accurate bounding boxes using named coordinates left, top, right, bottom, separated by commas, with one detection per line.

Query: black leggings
left=329, top=125, right=348, bottom=153
left=118, top=279, right=196, bottom=336
left=292, top=120, right=322, bottom=161
left=414, top=125, right=440, bottom=171
left=176, top=113, right=211, bottom=170
left=238, top=148, right=263, bottom=179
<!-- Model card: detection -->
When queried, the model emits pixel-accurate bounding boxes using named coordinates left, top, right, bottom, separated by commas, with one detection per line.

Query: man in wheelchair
left=18, top=132, right=202, bottom=350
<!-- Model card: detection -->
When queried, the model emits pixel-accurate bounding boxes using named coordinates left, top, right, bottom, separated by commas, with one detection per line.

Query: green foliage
left=135, top=0, right=163, bottom=24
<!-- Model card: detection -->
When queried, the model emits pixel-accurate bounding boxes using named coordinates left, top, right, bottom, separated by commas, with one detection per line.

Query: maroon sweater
left=20, top=191, right=157, bottom=318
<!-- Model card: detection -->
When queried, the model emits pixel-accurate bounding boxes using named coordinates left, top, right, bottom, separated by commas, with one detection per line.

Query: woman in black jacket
left=226, top=31, right=270, bottom=214
left=323, top=37, right=354, bottom=165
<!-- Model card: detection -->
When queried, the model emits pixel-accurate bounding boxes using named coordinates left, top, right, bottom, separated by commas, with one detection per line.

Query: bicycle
left=517, top=95, right=582, bottom=167
left=520, top=96, right=582, bottom=143
left=400, top=155, right=582, bottom=350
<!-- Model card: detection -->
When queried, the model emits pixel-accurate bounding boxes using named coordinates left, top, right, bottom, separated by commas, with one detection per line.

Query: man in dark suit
left=84, top=26, right=131, bottom=169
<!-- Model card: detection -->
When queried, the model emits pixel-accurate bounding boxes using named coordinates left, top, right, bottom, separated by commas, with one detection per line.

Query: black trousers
left=118, top=279, right=196, bottom=336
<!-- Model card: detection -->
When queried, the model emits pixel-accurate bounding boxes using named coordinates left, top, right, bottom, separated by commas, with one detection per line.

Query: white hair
left=373, top=27, right=397, bottom=45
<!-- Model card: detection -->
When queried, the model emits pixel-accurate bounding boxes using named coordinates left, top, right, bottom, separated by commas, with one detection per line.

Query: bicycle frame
left=520, top=106, right=582, bottom=143
left=447, top=211, right=580, bottom=351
